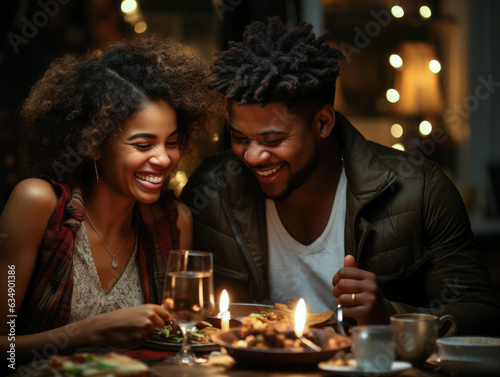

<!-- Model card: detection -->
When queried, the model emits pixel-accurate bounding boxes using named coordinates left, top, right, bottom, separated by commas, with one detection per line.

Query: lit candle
left=220, top=289, right=230, bottom=331
left=294, top=298, right=307, bottom=338
left=294, top=298, right=321, bottom=352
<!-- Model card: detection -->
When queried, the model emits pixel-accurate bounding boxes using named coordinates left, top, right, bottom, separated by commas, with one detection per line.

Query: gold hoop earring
left=94, top=160, right=99, bottom=183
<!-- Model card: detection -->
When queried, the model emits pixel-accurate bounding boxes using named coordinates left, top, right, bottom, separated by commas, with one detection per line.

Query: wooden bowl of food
left=211, top=317, right=351, bottom=366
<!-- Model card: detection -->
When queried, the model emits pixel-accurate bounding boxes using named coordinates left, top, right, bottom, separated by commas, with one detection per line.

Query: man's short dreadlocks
left=211, top=16, right=345, bottom=117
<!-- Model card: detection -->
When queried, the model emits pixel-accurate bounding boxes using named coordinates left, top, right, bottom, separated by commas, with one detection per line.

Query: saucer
left=317, top=360, right=412, bottom=376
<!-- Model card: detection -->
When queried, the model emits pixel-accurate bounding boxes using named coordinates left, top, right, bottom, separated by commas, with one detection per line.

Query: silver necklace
left=84, top=209, right=132, bottom=268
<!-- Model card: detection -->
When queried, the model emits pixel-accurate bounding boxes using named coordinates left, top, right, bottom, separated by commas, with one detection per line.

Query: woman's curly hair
left=21, top=35, right=219, bottom=181
left=211, top=16, right=345, bottom=118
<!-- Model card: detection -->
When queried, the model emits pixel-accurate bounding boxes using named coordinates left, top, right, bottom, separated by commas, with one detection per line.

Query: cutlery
left=336, top=304, right=347, bottom=336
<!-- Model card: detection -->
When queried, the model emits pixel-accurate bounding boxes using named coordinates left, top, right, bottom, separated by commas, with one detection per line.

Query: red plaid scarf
left=18, top=178, right=179, bottom=334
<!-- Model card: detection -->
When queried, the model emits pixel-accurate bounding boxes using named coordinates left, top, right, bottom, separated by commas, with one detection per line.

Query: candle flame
left=294, top=298, right=307, bottom=338
left=220, top=289, right=229, bottom=313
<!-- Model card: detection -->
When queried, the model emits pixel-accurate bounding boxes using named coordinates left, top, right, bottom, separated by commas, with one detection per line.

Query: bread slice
left=46, top=352, right=149, bottom=377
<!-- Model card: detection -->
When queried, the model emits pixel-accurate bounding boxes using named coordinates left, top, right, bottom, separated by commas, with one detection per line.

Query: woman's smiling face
left=98, top=99, right=180, bottom=204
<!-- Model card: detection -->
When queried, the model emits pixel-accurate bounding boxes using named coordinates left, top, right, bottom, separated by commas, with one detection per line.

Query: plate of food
left=45, top=352, right=149, bottom=377
left=146, top=320, right=221, bottom=352
left=214, top=301, right=336, bottom=328
left=146, top=302, right=339, bottom=352
left=210, top=316, right=352, bottom=366
left=146, top=303, right=277, bottom=352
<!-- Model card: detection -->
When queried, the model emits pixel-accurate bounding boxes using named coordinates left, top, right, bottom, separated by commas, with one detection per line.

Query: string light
left=429, top=60, right=441, bottom=73
left=134, top=21, right=147, bottom=33
left=121, top=0, right=147, bottom=35
left=386, top=4, right=440, bottom=152
left=419, top=120, right=432, bottom=136
left=420, top=6, right=432, bottom=19
left=389, top=54, right=403, bottom=69
left=121, top=0, right=137, bottom=14
left=391, top=124, right=404, bottom=138
left=386, top=89, right=400, bottom=103
left=391, top=6, right=404, bottom=18
left=392, top=143, right=405, bottom=151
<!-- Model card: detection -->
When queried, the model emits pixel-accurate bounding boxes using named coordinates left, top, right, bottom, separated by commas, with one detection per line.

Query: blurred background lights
left=419, top=120, right=433, bottom=135
left=134, top=21, right=147, bottom=33
left=386, top=89, right=400, bottom=103
left=391, top=6, right=404, bottom=18
left=429, top=59, right=441, bottom=73
left=420, top=6, right=432, bottom=19
left=391, top=123, right=404, bottom=138
left=213, top=133, right=220, bottom=142
left=121, top=0, right=137, bottom=14
left=392, top=143, right=405, bottom=151
left=169, top=170, right=188, bottom=197
left=175, top=170, right=188, bottom=186
left=389, top=54, right=403, bottom=69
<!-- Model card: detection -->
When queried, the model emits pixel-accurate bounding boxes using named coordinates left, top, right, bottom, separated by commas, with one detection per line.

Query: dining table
left=6, top=303, right=472, bottom=377
left=7, top=345, right=452, bottom=377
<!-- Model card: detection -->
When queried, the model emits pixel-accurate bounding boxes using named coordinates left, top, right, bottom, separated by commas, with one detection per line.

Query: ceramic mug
left=390, top=313, right=456, bottom=367
left=351, top=325, right=396, bottom=372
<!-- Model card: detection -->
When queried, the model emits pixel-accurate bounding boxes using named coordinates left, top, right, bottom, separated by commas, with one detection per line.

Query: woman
left=0, top=35, right=218, bottom=365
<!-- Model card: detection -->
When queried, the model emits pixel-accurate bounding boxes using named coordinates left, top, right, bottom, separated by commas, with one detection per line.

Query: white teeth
left=256, top=165, right=282, bottom=177
left=136, top=174, right=164, bottom=183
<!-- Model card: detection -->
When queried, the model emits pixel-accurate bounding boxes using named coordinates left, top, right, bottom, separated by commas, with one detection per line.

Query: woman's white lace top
left=69, top=224, right=144, bottom=323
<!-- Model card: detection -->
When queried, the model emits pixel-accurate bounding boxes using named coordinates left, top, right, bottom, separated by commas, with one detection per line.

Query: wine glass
left=162, top=249, right=215, bottom=365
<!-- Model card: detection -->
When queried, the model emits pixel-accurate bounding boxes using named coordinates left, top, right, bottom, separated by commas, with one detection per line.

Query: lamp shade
left=392, top=42, right=444, bottom=116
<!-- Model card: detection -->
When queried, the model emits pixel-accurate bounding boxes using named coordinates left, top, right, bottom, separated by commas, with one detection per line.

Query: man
left=181, top=17, right=500, bottom=335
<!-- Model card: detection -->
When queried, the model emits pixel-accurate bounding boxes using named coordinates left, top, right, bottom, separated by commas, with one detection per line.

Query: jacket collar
left=333, top=112, right=398, bottom=206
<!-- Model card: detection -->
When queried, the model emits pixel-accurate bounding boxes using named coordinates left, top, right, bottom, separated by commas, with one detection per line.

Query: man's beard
left=265, top=148, right=321, bottom=201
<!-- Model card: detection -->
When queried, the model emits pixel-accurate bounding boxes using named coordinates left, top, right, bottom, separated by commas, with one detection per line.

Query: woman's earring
left=323, top=129, right=328, bottom=134
left=94, top=160, right=99, bottom=183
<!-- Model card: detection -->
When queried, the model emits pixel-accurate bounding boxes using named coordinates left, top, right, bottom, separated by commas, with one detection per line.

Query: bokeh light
left=420, top=6, right=432, bottom=19
left=419, top=120, right=432, bottom=136
left=389, top=54, right=403, bottom=69
left=121, top=0, right=137, bottom=14
left=386, top=89, right=400, bottom=103
left=391, top=6, right=404, bottom=18
left=392, top=143, right=405, bottom=151
left=391, top=124, right=404, bottom=138
left=134, top=21, right=147, bottom=33
left=429, top=60, right=441, bottom=73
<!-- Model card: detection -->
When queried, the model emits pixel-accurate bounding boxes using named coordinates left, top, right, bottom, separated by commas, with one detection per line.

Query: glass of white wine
left=162, top=249, right=215, bottom=365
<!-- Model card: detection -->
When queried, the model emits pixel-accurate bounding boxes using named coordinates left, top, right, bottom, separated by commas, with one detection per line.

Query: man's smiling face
left=229, top=101, right=322, bottom=200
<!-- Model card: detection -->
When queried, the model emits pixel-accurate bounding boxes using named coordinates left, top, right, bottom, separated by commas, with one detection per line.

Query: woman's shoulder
left=6, top=178, right=59, bottom=217
left=0, top=178, right=60, bottom=253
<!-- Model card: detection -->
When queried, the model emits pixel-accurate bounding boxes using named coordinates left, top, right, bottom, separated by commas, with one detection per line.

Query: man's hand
left=332, top=255, right=389, bottom=325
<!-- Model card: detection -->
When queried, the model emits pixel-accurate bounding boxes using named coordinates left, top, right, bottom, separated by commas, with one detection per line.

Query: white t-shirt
left=266, top=169, right=347, bottom=313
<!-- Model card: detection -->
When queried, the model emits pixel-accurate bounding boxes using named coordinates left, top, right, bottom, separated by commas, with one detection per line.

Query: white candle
left=222, top=311, right=230, bottom=332
left=220, top=289, right=231, bottom=331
